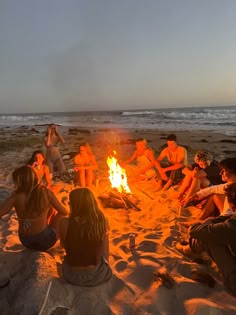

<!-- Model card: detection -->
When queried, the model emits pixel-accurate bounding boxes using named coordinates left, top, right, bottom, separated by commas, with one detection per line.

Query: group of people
left=122, top=134, right=236, bottom=296
left=0, top=124, right=111, bottom=287
left=1, top=125, right=236, bottom=295
left=122, top=134, right=188, bottom=190
left=0, top=165, right=112, bottom=286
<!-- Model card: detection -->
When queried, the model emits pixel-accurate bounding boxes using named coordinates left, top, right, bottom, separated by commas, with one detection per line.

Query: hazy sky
left=0, top=0, right=236, bottom=113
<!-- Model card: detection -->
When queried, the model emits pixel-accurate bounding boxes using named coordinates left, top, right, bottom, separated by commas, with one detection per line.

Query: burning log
left=98, top=190, right=141, bottom=211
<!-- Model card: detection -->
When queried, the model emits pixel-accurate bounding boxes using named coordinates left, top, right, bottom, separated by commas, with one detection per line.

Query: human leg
left=55, top=157, right=65, bottom=172
left=86, top=169, right=94, bottom=187
left=206, top=241, right=236, bottom=296
left=176, top=174, right=193, bottom=199
left=48, top=211, right=66, bottom=237
left=198, top=194, right=224, bottom=220
left=79, top=169, right=86, bottom=187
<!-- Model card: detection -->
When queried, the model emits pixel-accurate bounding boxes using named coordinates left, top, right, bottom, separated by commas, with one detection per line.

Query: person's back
left=0, top=165, right=68, bottom=251
left=60, top=188, right=112, bottom=286
left=64, top=218, right=104, bottom=267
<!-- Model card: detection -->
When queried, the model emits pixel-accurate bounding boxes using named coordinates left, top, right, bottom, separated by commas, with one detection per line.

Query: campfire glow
left=107, top=152, right=131, bottom=193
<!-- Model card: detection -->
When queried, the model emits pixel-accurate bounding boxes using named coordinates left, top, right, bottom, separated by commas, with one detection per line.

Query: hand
left=160, top=169, right=168, bottom=181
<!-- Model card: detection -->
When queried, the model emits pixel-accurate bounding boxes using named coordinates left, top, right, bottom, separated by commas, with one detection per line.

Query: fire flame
left=107, top=152, right=131, bottom=193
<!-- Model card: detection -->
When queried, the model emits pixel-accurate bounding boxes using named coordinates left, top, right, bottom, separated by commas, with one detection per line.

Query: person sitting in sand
left=178, top=182, right=236, bottom=297
left=28, top=150, right=51, bottom=188
left=122, top=138, right=156, bottom=183
left=74, top=143, right=98, bottom=187
left=59, top=187, right=112, bottom=286
left=185, top=158, right=236, bottom=222
left=176, top=150, right=222, bottom=207
left=155, top=134, right=188, bottom=191
left=43, top=124, right=65, bottom=173
left=0, top=165, right=68, bottom=251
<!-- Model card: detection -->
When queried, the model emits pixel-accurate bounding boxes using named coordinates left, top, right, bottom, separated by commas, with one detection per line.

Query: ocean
left=0, top=106, right=235, bottom=135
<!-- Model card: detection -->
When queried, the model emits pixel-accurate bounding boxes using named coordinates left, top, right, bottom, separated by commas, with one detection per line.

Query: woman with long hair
left=74, top=143, right=98, bottom=187
left=60, top=187, right=112, bottom=286
left=0, top=165, right=68, bottom=251
left=28, top=150, right=51, bottom=188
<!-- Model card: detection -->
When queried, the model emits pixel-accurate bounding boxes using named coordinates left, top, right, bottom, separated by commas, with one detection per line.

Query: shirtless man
left=43, top=124, right=65, bottom=173
left=155, top=134, right=188, bottom=190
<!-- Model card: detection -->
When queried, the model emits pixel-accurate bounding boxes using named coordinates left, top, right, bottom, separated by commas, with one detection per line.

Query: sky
left=0, top=0, right=236, bottom=114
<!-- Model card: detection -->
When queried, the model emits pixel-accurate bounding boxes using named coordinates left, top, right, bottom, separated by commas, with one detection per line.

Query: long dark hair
left=67, top=188, right=108, bottom=240
left=27, top=150, right=46, bottom=166
left=12, top=165, right=49, bottom=216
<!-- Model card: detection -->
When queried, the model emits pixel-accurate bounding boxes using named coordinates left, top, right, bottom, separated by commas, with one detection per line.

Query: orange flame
left=107, top=152, right=131, bottom=193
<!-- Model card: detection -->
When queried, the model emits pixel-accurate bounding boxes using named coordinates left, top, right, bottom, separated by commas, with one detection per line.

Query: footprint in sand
left=112, top=234, right=130, bottom=246
left=144, top=231, right=163, bottom=240
left=119, top=244, right=130, bottom=254
left=137, top=240, right=158, bottom=252
left=115, top=260, right=128, bottom=272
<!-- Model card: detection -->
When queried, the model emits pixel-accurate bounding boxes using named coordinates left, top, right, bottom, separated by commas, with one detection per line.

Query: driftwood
left=98, top=190, right=141, bottom=211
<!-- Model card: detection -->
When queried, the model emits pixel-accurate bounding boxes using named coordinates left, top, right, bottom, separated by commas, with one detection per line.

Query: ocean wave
left=121, top=111, right=156, bottom=116
left=157, top=110, right=236, bottom=120
left=0, top=115, right=41, bottom=121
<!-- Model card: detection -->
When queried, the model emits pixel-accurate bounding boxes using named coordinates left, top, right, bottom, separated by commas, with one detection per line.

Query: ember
left=98, top=191, right=141, bottom=211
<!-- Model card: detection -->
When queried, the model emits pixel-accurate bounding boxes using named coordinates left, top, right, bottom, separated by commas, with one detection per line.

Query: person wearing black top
left=176, top=150, right=222, bottom=207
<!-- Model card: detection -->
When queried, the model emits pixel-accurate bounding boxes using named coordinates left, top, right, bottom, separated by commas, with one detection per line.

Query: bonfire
left=98, top=151, right=140, bottom=211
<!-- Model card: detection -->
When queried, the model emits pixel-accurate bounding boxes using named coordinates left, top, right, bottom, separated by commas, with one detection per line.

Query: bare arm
left=48, top=190, right=68, bottom=216
left=155, top=149, right=167, bottom=169
left=54, top=126, right=65, bottom=145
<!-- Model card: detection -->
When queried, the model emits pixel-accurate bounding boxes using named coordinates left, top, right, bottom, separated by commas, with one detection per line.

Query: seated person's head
left=194, top=150, right=213, bottom=169
left=219, top=158, right=236, bottom=181
left=78, top=143, right=88, bottom=155
left=69, top=187, right=98, bottom=218
left=166, top=134, right=177, bottom=150
left=12, top=165, right=38, bottom=193
left=225, top=182, right=236, bottom=211
left=28, top=150, right=46, bottom=166
left=135, top=138, right=147, bottom=150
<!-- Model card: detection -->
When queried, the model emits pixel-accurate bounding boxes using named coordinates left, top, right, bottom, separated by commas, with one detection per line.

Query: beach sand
left=0, top=126, right=236, bottom=314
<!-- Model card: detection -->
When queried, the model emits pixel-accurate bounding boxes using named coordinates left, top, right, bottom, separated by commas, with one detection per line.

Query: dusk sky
left=0, top=0, right=236, bottom=114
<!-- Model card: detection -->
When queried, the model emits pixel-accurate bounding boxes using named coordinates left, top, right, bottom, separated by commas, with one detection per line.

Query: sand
left=0, top=126, right=236, bottom=315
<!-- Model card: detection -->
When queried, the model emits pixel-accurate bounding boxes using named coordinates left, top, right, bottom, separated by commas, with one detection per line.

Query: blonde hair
left=68, top=188, right=108, bottom=240
left=12, top=165, right=49, bottom=216
left=79, top=142, right=93, bottom=156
